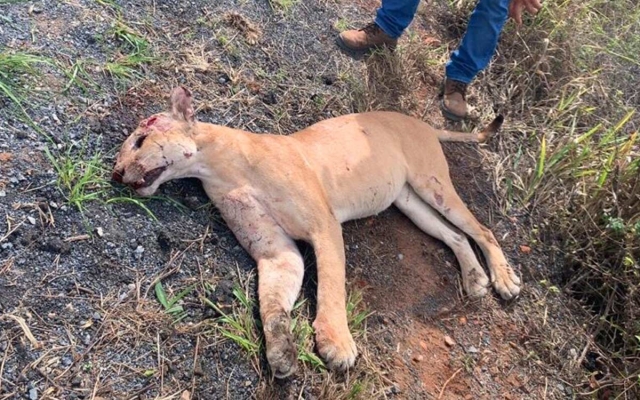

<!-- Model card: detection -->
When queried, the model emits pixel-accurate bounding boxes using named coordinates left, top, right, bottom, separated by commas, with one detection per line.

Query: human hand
left=509, top=0, right=543, bottom=26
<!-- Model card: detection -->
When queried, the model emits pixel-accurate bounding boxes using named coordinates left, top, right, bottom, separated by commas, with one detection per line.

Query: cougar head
left=112, top=86, right=198, bottom=196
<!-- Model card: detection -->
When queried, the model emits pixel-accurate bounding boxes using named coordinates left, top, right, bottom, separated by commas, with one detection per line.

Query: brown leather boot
left=336, top=22, right=398, bottom=59
left=440, top=78, right=468, bottom=121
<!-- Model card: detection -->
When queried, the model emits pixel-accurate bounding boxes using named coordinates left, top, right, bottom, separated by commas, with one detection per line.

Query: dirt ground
left=1, top=1, right=591, bottom=399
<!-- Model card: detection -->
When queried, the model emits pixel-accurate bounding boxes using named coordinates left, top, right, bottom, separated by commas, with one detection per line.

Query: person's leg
left=374, top=0, right=422, bottom=39
left=336, top=0, right=420, bottom=58
left=441, top=0, right=511, bottom=121
left=446, top=0, right=511, bottom=84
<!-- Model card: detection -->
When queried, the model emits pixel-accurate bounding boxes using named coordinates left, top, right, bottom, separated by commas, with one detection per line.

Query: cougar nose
left=112, top=167, right=124, bottom=183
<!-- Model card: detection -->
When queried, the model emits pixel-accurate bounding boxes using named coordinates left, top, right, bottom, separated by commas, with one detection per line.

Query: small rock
left=412, top=354, right=424, bottom=362
left=96, top=227, right=104, bottom=237
left=397, top=253, right=404, bottom=261
left=28, top=5, right=43, bottom=14
left=1, top=243, right=13, bottom=250
left=0, top=190, right=5, bottom=197
left=568, top=348, right=577, bottom=359
left=49, top=201, right=58, bottom=209
left=467, top=346, right=478, bottom=354
left=218, top=77, right=226, bottom=84
left=556, top=383, right=565, bottom=392
left=27, top=216, right=36, bottom=225
left=193, top=361, right=204, bottom=376
left=71, top=376, right=82, bottom=387
left=134, top=245, right=144, bottom=259
left=444, top=335, right=456, bottom=347
left=388, top=383, right=401, bottom=395
left=28, top=387, right=37, bottom=400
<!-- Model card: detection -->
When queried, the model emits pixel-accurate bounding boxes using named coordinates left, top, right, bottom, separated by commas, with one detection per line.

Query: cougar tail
left=435, top=115, right=504, bottom=143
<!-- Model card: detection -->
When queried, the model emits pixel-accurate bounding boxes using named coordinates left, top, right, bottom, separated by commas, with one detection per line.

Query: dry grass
left=447, top=0, right=640, bottom=396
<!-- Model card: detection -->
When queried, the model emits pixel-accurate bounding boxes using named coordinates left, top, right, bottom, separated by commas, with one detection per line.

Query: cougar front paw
left=463, top=267, right=490, bottom=298
left=264, top=313, right=298, bottom=379
left=313, top=317, right=357, bottom=371
left=492, top=263, right=521, bottom=300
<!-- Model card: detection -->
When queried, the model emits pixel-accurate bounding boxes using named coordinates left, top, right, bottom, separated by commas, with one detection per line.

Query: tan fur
left=112, top=87, right=520, bottom=378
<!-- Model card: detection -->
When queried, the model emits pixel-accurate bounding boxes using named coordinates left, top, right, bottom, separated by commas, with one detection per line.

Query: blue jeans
left=374, top=0, right=510, bottom=84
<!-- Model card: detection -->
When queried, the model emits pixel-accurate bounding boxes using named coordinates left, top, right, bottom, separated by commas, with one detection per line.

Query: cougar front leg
left=218, top=192, right=304, bottom=378
left=310, top=220, right=357, bottom=370
left=256, top=244, right=304, bottom=378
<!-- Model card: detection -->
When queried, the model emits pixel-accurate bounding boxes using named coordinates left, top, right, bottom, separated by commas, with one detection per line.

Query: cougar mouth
left=130, top=166, right=167, bottom=190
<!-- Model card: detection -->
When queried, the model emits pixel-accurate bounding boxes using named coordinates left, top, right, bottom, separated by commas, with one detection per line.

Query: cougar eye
left=134, top=134, right=148, bottom=149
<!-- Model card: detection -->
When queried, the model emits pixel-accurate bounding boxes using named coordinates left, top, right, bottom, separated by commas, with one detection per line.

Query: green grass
left=104, top=54, right=154, bottom=79
left=467, top=0, right=640, bottom=394
left=62, top=59, right=97, bottom=93
left=44, top=145, right=110, bottom=212
left=103, top=20, right=155, bottom=82
left=154, top=281, right=195, bottom=323
left=0, top=51, right=52, bottom=126
left=202, top=282, right=262, bottom=356
left=292, top=298, right=326, bottom=371
left=333, top=18, right=350, bottom=32
left=109, top=20, right=149, bottom=54
left=268, top=0, right=299, bottom=14
left=202, top=278, right=371, bottom=373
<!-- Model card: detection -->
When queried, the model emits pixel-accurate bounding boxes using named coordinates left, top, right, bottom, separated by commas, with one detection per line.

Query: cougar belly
left=330, top=169, right=406, bottom=223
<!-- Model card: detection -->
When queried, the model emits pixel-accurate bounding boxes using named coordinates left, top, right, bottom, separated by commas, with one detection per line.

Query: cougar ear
left=170, top=86, right=195, bottom=122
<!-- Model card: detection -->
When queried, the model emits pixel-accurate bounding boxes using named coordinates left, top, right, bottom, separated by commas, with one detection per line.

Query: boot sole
left=439, top=99, right=466, bottom=122
left=335, top=36, right=369, bottom=60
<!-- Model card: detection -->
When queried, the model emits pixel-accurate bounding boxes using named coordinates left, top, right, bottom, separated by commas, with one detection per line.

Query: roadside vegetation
left=461, top=0, right=640, bottom=394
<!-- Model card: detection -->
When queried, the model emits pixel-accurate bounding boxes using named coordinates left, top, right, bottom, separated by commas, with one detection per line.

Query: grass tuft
left=202, top=281, right=262, bottom=357
left=0, top=51, right=52, bottom=125
left=44, top=145, right=109, bottom=212
left=453, top=0, right=640, bottom=394
left=154, top=281, right=195, bottom=323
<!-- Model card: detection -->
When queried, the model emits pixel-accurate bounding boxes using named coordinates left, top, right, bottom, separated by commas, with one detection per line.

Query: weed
left=202, top=282, right=262, bottom=356
left=154, top=281, right=195, bottom=323
left=347, top=289, right=372, bottom=337
left=333, top=18, right=349, bottom=32
left=104, top=54, right=154, bottom=80
left=62, top=59, right=97, bottom=93
left=104, top=20, right=154, bottom=83
left=465, top=0, right=640, bottom=394
left=292, top=299, right=326, bottom=371
left=44, top=145, right=109, bottom=212
left=0, top=51, right=51, bottom=124
left=109, top=20, right=149, bottom=54
left=268, top=0, right=299, bottom=15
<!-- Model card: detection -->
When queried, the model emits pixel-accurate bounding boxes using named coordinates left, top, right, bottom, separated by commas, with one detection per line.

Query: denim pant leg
left=446, top=0, right=510, bottom=84
left=374, top=0, right=421, bottom=39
